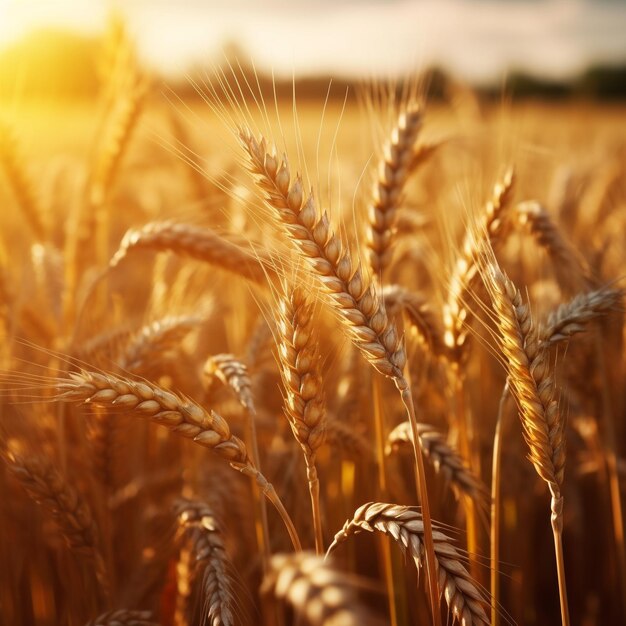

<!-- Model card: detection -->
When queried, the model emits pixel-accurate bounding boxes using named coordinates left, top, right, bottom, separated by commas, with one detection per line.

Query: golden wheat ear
left=443, top=168, right=515, bottom=363
left=173, top=498, right=237, bottom=626
left=110, top=221, right=275, bottom=285
left=483, top=264, right=570, bottom=626
left=261, top=551, right=386, bottom=626
left=386, top=421, right=490, bottom=512
left=1, top=449, right=111, bottom=604
left=326, top=502, right=490, bottom=626
left=366, top=104, right=423, bottom=278
left=275, top=285, right=327, bottom=554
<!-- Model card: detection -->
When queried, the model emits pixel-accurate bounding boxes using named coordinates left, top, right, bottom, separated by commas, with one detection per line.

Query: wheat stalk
left=327, top=502, right=489, bottom=626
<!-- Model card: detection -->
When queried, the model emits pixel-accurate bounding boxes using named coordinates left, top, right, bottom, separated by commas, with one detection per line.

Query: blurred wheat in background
left=1, top=2, right=626, bottom=625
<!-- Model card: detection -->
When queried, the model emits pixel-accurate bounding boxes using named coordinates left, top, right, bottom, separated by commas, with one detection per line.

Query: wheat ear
left=261, top=552, right=385, bottom=626
left=485, top=265, right=569, bottom=626
left=386, top=421, right=490, bottom=510
left=324, top=418, right=374, bottom=461
left=110, top=221, right=273, bottom=285
left=516, top=201, right=594, bottom=296
left=240, top=130, right=406, bottom=379
left=46, top=367, right=300, bottom=551
left=203, top=354, right=255, bottom=413
left=327, top=502, right=489, bottom=626
left=241, top=126, right=441, bottom=624
left=443, top=169, right=515, bottom=361
left=2, top=449, right=111, bottom=603
left=382, top=283, right=447, bottom=358
left=539, top=286, right=623, bottom=347
left=120, top=315, right=201, bottom=372
left=366, top=104, right=422, bottom=277
left=88, top=76, right=147, bottom=208
left=276, top=286, right=327, bottom=554
left=174, top=498, right=235, bottom=626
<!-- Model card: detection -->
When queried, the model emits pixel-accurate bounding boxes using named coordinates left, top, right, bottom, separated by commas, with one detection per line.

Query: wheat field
left=1, top=23, right=626, bottom=626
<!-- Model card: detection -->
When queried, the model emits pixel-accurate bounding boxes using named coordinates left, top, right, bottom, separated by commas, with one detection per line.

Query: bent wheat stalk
left=327, top=502, right=489, bottom=625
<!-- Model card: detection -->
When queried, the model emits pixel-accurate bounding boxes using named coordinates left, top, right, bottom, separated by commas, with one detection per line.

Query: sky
left=1, top=0, right=625, bottom=82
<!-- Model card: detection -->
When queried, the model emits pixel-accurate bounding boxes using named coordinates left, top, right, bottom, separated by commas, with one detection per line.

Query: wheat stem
left=490, top=380, right=511, bottom=626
